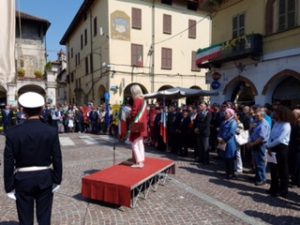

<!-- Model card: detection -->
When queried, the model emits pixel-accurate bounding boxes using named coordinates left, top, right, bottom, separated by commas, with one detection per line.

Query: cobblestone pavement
left=0, top=133, right=300, bottom=225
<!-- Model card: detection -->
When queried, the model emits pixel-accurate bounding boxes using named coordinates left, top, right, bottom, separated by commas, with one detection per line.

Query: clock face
left=111, top=11, right=130, bottom=41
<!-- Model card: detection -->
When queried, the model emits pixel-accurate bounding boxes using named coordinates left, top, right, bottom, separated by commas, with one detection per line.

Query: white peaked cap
left=18, top=92, right=45, bottom=108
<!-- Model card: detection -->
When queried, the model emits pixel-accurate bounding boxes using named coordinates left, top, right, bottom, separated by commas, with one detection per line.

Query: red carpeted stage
left=81, top=157, right=175, bottom=208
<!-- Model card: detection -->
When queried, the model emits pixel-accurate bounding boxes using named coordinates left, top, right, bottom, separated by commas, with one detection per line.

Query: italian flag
left=196, top=44, right=223, bottom=65
left=160, top=112, right=167, bottom=144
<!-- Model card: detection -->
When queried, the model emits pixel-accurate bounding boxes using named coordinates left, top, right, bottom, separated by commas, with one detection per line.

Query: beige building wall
left=64, top=0, right=211, bottom=105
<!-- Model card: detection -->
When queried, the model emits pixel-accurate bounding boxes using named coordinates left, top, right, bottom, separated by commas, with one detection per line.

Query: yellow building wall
left=211, top=0, right=300, bottom=56
left=211, top=0, right=265, bottom=44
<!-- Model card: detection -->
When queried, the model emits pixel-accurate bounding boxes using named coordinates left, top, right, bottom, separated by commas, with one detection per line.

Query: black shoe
left=255, top=181, right=266, bottom=186
left=279, top=192, right=288, bottom=198
left=271, top=192, right=280, bottom=197
left=226, top=174, right=236, bottom=180
left=266, top=189, right=279, bottom=197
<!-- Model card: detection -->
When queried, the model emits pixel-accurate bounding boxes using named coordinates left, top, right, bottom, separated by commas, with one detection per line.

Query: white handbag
left=235, top=129, right=249, bottom=146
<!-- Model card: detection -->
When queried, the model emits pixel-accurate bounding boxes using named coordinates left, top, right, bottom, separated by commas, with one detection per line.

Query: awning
left=143, top=87, right=219, bottom=99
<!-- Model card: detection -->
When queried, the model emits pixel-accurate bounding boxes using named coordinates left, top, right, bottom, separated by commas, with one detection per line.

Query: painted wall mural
left=111, top=10, right=130, bottom=41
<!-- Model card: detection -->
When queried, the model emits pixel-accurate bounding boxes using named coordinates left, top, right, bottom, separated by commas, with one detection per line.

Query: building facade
left=60, top=0, right=211, bottom=106
left=0, top=11, right=57, bottom=106
left=197, top=0, right=300, bottom=106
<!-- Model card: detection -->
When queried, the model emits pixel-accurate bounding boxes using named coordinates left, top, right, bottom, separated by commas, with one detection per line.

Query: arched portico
left=18, top=84, right=46, bottom=96
left=262, top=69, right=300, bottom=106
left=186, top=85, right=202, bottom=105
left=123, top=83, right=148, bottom=104
left=0, top=85, right=7, bottom=107
left=223, top=76, right=258, bottom=105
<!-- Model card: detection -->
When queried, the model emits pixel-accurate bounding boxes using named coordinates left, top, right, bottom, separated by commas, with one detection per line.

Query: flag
left=160, top=112, right=167, bottom=144
left=118, top=106, right=130, bottom=140
left=0, top=0, right=16, bottom=83
left=196, top=44, right=222, bottom=65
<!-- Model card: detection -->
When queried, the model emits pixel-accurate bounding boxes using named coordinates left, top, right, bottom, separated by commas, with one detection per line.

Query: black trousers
left=225, top=158, right=235, bottom=177
left=15, top=170, right=54, bottom=225
left=270, top=144, right=289, bottom=195
left=196, top=136, right=210, bottom=164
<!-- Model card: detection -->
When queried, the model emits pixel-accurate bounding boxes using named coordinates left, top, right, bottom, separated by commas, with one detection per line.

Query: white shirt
left=267, top=121, right=291, bottom=148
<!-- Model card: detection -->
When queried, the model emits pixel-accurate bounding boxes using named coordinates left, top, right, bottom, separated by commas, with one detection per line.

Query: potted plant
left=45, top=62, right=52, bottom=71
left=34, top=70, right=44, bottom=79
left=17, top=68, right=25, bottom=77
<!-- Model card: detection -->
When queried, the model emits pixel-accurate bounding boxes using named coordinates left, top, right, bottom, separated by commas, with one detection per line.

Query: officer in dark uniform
left=3, top=92, right=63, bottom=225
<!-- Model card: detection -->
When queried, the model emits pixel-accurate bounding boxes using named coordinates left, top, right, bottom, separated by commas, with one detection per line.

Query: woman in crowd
left=289, top=109, right=300, bottom=187
left=218, top=108, right=238, bottom=179
left=267, top=106, right=292, bottom=197
left=128, top=85, right=148, bottom=168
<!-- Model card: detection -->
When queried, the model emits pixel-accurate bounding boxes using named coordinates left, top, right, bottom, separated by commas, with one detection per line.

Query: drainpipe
left=150, top=0, right=155, bottom=92
left=89, top=9, right=95, bottom=102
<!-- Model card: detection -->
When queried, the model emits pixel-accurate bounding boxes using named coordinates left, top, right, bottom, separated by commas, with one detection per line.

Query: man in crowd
left=247, top=108, right=271, bottom=186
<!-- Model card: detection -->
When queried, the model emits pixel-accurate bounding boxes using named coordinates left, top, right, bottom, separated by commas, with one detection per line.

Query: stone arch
left=158, top=85, right=173, bottom=91
left=187, top=85, right=202, bottom=105
left=189, top=85, right=201, bottom=90
left=262, top=69, right=300, bottom=106
left=123, top=83, right=148, bottom=104
left=223, top=76, right=258, bottom=105
left=98, top=85, right=106, bottom=105
left=0, top=85, right=7, bottom=106
left=18, top=84, right=46, bottom=96
left=223, top=76, right=258, bottom=96
left=262, top=69, right=300, bottom=95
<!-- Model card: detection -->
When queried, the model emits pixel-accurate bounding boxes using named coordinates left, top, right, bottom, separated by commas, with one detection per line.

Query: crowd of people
left=146, top=101, right=300, bottom=197
left=1, top=97, right=300, bottom=197
left=0, top=103, right=114, bottom=135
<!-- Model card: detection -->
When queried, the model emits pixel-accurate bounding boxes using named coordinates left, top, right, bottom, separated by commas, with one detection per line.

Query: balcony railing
left=196, top=33, right=263, bottom=68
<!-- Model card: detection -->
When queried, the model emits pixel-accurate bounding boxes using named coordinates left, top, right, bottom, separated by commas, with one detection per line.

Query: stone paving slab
left=0, top=133, right=300, bottom=225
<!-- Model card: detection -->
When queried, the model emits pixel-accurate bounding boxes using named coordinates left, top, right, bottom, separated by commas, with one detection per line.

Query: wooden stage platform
left=81, top=157, right=175, bottom=208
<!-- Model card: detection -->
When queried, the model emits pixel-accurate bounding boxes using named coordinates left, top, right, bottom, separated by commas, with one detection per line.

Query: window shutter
left=131, top=44, right=143, bottom=67
left=191, top=51, right=200, bottom=71
left=93, top=17, right=98, bottom=36
left=85, top=57, right=89, bottom=75
left=132, top=8, right=142, bottom=29
left=161, top=48, right=172, bottom=70
left=163, top=14, right=172, bottom=34
left=84, top=29, right=88, bottom=46
left=188, top=20, right=196, bottom=39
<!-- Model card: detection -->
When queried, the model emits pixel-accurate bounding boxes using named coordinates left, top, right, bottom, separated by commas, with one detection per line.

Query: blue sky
left=17, top=0, right=83, bottom=61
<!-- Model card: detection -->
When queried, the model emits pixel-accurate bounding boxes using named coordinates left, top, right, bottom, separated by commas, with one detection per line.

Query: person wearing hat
left=3, top=92, right=63, bottom=225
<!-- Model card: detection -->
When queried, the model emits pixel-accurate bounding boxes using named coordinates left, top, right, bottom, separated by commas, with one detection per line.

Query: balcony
left=196, top=33, right=263, bottom=68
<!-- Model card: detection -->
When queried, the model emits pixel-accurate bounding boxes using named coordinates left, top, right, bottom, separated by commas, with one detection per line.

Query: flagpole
left=163, top=95, right=169, bottom=152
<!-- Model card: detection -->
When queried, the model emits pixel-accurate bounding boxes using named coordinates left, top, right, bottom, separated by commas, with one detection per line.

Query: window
left=71, top=72, right=74, bottom=82
left=85, top=56, right=89, bottom=75
left=78, top=53, right=81, bottom=65
left=90, top=53, right=93, bottom=72
left=132, top=8, right=142, bottom=29
left=191, top=51, right=200, bottom=72
left=188, top=19, right=197, bottom=39
left=232, top=14, right=245, bottom=38
left=93, top=17, right=98, bottom=36
left=84, top=29, right=88, bottom=46
left=80, top=34, right=83, bottom=49
left=71, top=48, right=73, bottom=58
left=163, top=14, right=172, bottom=34
left=161, top=48, right=172, bottom=70
left=278, top=0, right=296, bottom=31
left=131, top=44, right=143, bottom=67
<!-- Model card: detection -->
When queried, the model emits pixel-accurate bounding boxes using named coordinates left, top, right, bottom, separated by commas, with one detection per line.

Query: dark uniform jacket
left=4, top=119, right=63, bottom=193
